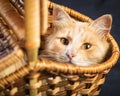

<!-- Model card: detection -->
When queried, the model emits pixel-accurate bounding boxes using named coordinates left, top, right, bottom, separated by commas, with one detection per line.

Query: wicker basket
left=0, top=0, right=119, bottom=96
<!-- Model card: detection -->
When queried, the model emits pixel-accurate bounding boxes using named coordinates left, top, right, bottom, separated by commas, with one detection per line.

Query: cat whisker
left=39, top=50, right=68, bottom=63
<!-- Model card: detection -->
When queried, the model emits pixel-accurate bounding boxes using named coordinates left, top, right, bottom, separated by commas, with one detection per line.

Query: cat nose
left=66, top=52, right=75, bottom=60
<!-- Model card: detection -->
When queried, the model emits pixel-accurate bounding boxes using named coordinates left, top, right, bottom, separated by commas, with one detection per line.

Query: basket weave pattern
left=0, top=0, right=119, bottom=96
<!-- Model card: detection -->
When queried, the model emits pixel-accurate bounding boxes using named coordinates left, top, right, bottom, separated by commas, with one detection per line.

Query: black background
left=51, top=0, right=120, bottom=96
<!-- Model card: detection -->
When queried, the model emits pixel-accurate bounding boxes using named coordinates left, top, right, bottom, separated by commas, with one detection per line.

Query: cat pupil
left=83, top=43, right=91, bottom=49
left=60, top=38, right=69, bottom=45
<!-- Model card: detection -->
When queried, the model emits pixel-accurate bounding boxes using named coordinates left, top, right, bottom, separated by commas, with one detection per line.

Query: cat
left=39, top=6, right=112, bottom=66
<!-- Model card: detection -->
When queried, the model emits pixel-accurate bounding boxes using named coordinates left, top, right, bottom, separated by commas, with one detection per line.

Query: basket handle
left=25, top=0, right=48, bottom=67
left=25, top=0, right=40, bottom=67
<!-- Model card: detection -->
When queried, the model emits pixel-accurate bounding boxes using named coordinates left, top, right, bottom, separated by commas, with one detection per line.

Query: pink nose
left=66, top=52, right=75, bottom=60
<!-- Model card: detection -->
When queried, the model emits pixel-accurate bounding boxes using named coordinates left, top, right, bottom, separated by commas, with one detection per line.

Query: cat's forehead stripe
left=72, top=23, right=86, bottom=42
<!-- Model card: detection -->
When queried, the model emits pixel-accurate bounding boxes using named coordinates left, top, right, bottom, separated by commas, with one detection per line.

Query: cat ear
left=90, top=14, right=112, bottom=39
left=53, top=6, right=71, bottom=27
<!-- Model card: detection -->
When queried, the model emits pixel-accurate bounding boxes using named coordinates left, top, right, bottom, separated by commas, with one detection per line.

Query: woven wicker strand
left=0, top=65, right=29, bottom=88
left=0, top=17, right=17, bottom=49
left=0, top=0, right=25, bottom=41
left=0, top=15, right=26, bottom=80
left=9, top=0, right=24, bottom=16
left=41, top=0, right=48, bottom=35
left=48, top=1, right=93, bottom=23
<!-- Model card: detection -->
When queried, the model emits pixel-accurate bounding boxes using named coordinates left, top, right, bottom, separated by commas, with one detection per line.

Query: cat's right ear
left=89, top=15, right=112, bottom=39
left=53, top=6, right=71, bottom=27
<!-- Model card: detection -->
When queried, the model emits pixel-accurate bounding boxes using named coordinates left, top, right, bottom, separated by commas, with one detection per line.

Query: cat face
left=40, top=7, right=112, bottom=66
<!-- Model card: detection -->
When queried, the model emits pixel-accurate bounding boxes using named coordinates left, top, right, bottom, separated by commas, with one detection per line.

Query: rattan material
left=0, top=0, right=25, bottom=42
left=0, top=0, right=119, bottom=96
left=0, top=16, right=26, bottom=79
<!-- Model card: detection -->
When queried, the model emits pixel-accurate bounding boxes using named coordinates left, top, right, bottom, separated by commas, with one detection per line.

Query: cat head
left=40, top=6, right=112, bottom=66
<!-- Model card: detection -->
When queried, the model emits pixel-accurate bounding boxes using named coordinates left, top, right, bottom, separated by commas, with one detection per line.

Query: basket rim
left=38, top=34, right=119, bottom=74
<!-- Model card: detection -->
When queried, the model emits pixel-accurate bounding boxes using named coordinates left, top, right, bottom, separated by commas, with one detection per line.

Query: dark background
left=51, top=0, right=120, bottom=96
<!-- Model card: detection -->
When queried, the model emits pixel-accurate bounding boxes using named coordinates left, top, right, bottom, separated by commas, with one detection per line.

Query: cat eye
left=83, top=43, right=91, bottom=50
left=60, top=38, right=69, bottom=45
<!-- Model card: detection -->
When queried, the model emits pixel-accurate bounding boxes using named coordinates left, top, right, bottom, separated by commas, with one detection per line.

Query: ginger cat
left=39, top=6, right=112, bottom=66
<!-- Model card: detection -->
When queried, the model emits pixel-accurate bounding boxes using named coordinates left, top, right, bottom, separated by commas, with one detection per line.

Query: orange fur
left=39, top=6, right=112, bottom=66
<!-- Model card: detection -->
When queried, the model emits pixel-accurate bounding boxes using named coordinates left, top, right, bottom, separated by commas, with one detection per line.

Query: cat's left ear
left=52, top=6, right=72, bottom=27
left=90, top=14, right=112, bottom=39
